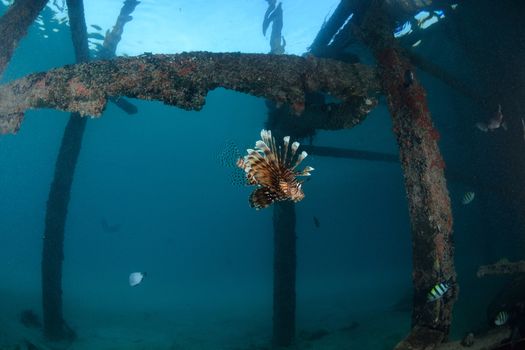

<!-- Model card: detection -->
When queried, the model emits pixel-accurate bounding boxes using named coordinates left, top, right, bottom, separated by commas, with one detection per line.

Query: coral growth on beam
left=0, top=52, right=379, bottom=133
left=477, top=259, right=525, bottom=277
left=436, top=328, right=511, bottom=350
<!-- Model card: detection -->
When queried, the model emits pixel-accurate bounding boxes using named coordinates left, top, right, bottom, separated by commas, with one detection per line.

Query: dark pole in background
left=41, top=0, right=140, bottom=341
left=262, top=1, right=297, bottom=346
left=41, top=0, right=89, bottom=341
left=272, top=200, right=296, bottom=347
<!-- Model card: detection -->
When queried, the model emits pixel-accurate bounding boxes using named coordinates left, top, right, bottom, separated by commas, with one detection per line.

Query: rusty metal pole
left=361, top=2, right=457, bottom=348
left=0, top=0, right=49, bottom=77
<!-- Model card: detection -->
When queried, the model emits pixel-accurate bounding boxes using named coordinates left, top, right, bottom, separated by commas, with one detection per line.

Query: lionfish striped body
left=237, top=129, right=314, bottom=209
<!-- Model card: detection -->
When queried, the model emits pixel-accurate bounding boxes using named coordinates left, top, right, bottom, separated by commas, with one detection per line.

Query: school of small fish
left=217, top=140, right=249, bottom=187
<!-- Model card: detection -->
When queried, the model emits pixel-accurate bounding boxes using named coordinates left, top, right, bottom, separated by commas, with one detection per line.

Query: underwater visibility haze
left=0, top=0, right=525, bottom=349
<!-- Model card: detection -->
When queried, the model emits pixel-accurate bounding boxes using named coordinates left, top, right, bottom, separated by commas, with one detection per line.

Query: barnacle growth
left=237, top=129, right=314, bottom=209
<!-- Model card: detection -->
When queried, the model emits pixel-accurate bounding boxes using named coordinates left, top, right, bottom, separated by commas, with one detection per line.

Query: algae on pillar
left=360, top=1, right=457, bottom=348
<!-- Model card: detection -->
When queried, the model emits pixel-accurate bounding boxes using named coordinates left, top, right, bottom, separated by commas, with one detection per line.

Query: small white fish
left=129, top=272, right=146, bottom=287
left=412, top=39, right=422, bottom=47
left=476, top=104, right=507, bottom=132
left=427, top=281, right=450, bottom=302
left=451, top=4, right=458, bottom=10
left=494, top=311, right=509, bottom=326
left=462, top=192, right=475, bottom=205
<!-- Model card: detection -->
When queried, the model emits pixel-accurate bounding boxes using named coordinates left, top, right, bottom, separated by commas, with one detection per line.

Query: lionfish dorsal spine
left=269, top=132, right=279, bottom=163
left=255, top=141, right=270, bottom=156
left=288, top=141, right=300, bottom=165
left=282, top=136, right=290, bottom=165
left=292, top=150, right=308, bottom=169
left=261, top=129, right=279, bottom=163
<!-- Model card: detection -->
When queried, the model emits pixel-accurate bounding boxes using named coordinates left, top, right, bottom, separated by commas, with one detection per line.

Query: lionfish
left=236, top=129, right=314, bottom=209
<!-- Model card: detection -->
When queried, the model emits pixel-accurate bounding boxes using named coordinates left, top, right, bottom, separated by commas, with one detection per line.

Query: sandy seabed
left=0, top=304, right=410, bottom=350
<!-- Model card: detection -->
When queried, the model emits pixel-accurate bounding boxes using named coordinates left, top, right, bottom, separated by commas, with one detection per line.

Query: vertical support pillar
left=272, top=200, right=297, bottom=347
left=41, top=0, right=88, bottom=341
left=361, top=2, right=457, bottom=348
left=263, top=2, right=297, bottom=346
left=42, top=112, right=85, bottom=341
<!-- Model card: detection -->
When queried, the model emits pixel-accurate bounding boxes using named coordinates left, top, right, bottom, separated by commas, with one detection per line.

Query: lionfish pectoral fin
left=249, top=187, right=277, bottom=209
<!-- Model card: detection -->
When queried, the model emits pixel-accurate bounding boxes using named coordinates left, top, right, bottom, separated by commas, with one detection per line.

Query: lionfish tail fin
left=249, top=187, right=277, bottom=209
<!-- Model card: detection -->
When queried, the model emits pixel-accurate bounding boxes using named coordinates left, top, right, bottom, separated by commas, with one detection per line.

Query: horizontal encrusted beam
left=301, top=145, right=398, bottom=163
left=477, top=259, right=525, bottom=277
left=0, top=52, right=380, bottom=133
left=436, top=328, right=511, bottom=350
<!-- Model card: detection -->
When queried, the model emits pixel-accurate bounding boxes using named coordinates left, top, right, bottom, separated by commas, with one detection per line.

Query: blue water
left=1, top=1, right=524, bottom=349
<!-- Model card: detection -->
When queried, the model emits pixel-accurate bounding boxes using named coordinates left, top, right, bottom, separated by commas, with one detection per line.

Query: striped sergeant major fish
left=494, top=310, right=509, bottom=326
left=462, top=191, right=475, bottom=205
left=427, top=281, right=451, bottom=302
